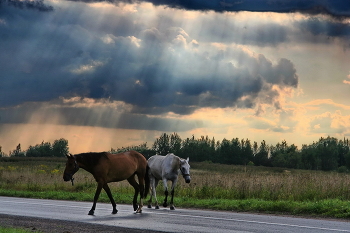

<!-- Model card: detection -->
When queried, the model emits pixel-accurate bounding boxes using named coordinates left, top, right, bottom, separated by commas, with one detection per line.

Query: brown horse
left=63, top=150, right=149, bottom=215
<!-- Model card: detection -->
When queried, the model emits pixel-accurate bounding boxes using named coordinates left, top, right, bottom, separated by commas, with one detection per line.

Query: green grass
left=0, top=226, right=42, bottom=233
left=1, top=189, right=349, bottom=219
left=178, top=198, right=350, bottom=218
left=1, top=158, right=350, bottom=219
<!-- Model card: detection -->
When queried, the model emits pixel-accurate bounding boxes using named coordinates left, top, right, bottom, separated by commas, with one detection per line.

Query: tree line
left=112, top=133, right=350, bottom=172
left=1, top=138, right=69, bottom=158
left=2, top=133, right=350, bottom=171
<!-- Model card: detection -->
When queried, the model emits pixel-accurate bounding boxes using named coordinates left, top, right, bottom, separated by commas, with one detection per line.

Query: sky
left=1, top=0, right=350, bottom=154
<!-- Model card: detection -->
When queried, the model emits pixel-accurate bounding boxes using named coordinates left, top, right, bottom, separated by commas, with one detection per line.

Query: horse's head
left=63, top=153, right=79, bottom=185
left=180, top=157, right=191, bottom=183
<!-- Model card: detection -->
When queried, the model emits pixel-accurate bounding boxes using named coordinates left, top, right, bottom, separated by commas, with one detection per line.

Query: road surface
left=0, top=196, right=349, bottom=233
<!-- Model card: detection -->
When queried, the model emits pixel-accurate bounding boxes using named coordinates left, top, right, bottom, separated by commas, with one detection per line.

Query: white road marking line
left=149, top=211, right=350, bottom=232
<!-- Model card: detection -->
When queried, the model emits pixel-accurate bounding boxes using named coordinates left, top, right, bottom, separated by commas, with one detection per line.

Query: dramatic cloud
left=0, top=98, right=202, bottom=131
left=65, top=0, right=350, bottom=18
left=0, top=1, right=299, bottom=119
left=1, top=0, right=349, bottom=153
left=0, top=0, right=53, bottom=11
left=4, top=0, right=350, bottom=18
left=297, top=17, right=350, bottom=40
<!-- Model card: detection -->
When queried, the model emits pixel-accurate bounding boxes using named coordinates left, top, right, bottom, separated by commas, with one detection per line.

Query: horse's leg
left=89, top=182, right=103, bottom=215
left=148, top=179, right=160, bottom=209
left=169, top=177, right=178, bottom=210
left=147, top=175, right=155, bottom=208
left=103, top=183, right=118, bottom=214
left=127, top=175, right=140, bottom=212
left=136, top=172, right=145, bottom=214
left=162, top=178, right=169, bottom=208
left=153, top=180, right=160, bottom=209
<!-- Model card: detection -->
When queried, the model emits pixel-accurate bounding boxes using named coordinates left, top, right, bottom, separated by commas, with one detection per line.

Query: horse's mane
left=75, top=152, right=108, bottom=170
left=163, top=153, right=182, bottom=171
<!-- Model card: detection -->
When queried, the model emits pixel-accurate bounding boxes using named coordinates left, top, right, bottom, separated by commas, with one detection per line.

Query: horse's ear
left=186, top=157, right=189, bottom=162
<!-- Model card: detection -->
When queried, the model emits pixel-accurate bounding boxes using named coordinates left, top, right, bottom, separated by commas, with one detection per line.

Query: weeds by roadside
left=0, top=226, right=42, bottom=233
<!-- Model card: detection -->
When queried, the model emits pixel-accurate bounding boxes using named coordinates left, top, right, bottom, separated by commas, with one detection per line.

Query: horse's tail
left=144, top=165, right=150, bottom=199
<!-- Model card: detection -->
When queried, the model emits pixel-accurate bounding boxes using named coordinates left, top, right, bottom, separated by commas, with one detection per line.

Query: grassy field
left=0, top=157, right=350, bottom=219
left=0, top=226, right=41, bottom=233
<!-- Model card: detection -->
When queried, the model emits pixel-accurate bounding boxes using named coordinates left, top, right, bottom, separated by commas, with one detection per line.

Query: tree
left=169, top=133, right=182, bottom=155
left=39, top=141, right=52, bottom=157
left=286, top=151, right=302, bottom=169
left=253, top=140, right=270, bottom=166
left=26, top=145, right=41, bottom=157
left=10, top=143, right=25, bottom=157
left=316, top=137, right=339, bottom=171
left=181, top=135, right=201, bottom=161
left=301, top=144, right=320, bottom=170
left=26, top=141, right=52, bottom=157
left=152, top=133, right=170, bottom=155
left=337, top=138, right=350, bottom=167
left=217, top=138, right=244, bottom=165
left=111, top=142, right=155, bottom=159
left=195, top=136, right=216, bottom=162
left=52, top=138, right=69, bottom=157
left=345, top=151, right=350, bottom=169
left=241, top=139, right=254, bottom=165
left=218, top=138, right=231, bottom=164
left=270, top=141, right=301, bottom=169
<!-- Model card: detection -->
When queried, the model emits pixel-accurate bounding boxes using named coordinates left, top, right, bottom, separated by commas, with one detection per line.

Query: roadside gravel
left=0, top=214, right=162, bottom=233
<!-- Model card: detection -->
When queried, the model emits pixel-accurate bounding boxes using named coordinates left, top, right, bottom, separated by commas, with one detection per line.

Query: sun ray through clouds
left=1, top=0, right=350, bottom=153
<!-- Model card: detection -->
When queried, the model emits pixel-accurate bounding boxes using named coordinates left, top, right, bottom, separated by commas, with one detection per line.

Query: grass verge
left=0, top=226, right=41, bottom=233
left=1, top=189, right=350, bottom=219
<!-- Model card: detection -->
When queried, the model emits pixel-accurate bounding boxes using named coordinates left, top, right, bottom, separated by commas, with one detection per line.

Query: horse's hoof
left=88, top=210, right=94, bottom=215
left=155, top=205, right=159, bottom=209
left=163, top=203, right=168, bottom=207
left=112, top=209, right=118, bottom=214
left=170, top=206, right=175, bottom=210
left=147, top=204, right=152, bottom=208
left=136, top=209, right=142, bottom=214
left=133, top=204, right=138, bottom=211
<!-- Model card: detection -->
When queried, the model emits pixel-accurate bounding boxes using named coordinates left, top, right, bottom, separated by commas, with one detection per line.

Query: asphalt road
left=0, top=196, right=349, bottom=233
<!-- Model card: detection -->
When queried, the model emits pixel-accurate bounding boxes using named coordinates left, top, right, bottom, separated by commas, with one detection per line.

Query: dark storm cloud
left=297, top=17, right=350, bottom=38
left=0, top=0, right=53, bottom=11
left=0, top=100, right=201, bottom=131
left=0, top=2, right=299, bottom=116
left=9, top=0, right=346, bottom=18
left=64, top=0, right=350, bottom=18
left=147, top=0, right=350, bottom=18
left=0, top=0, right=303, bottom=131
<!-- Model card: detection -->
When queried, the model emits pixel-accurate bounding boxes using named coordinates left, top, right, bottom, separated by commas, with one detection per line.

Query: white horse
left=147, top=153, right=191, bottom=210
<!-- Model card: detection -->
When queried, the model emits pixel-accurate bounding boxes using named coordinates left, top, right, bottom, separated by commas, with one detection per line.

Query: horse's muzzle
left=184, top=175, right=191, bottom=183
left=63, top=173, right=72, bottom=182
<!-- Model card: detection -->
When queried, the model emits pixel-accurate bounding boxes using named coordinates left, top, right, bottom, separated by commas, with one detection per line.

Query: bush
left=337, top=166, right=348, bottom=173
